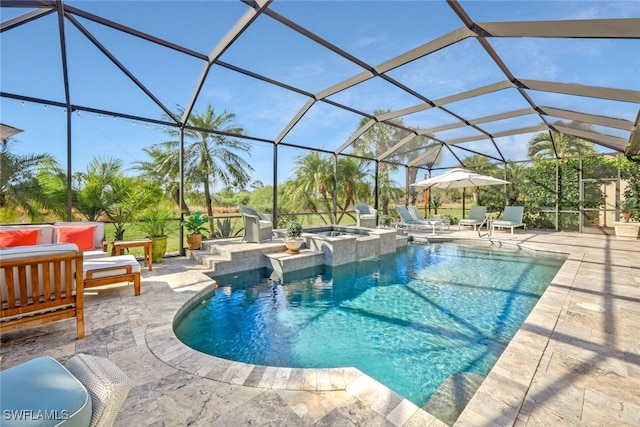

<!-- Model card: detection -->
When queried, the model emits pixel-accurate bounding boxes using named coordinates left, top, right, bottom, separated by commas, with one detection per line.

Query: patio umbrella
left=411, top=168, right=510, bottom=190
left=411, top=168, right=510, bottom=216
left=0, top=123, right=24, bottom=139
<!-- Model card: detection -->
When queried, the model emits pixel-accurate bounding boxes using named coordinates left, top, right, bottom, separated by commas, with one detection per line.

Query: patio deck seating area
left=2, top=229, right=638, bottom=426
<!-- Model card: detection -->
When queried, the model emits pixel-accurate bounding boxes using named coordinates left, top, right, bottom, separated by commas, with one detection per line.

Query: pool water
left=174, top=242, right=565, bottom=406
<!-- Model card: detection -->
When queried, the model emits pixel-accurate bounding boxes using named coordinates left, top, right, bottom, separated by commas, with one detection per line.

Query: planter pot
left=150, top=236, right=168, bottom=262
left=614, top=221, right=640, bottom=239
left=285, top=238, right=304, bottom=254
left=186, top=233, right=203, bottom=250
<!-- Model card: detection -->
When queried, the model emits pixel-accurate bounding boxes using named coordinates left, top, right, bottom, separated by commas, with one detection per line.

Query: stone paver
left=1, top=230, right=638, bottom=426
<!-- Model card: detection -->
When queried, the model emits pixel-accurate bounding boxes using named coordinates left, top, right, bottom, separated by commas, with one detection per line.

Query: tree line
left=2, top=104, right=638, bottom=238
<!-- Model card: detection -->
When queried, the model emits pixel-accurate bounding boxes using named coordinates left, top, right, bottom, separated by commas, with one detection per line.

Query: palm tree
left=288, top=152, right=334, bottom=224
left=142, top=104, right=253, bottom=235
left=335, top=156, right=370, bottom=223
left=0, top=138, right=55, bottom=221
left=37, top=155, right=125, bottom=221
left=352, top=111, right=407, bottom=215
left=105, top=176, right=161, bottom=241
left=135, top=145, right=192, bottom=213
left=528, top=128, right=596, bottom=159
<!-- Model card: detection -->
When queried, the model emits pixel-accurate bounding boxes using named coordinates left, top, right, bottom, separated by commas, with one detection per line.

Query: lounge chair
left=354, top=203, right=377, bottom=228
left=458, top=206, right=487, bottom=231
left=492, top=206, right=526, bottom=235
left=407, top=205, right=450, bottom=230
left=395, top=206, right=443, bottom=235
left=238, top=205, right=273, bottom=243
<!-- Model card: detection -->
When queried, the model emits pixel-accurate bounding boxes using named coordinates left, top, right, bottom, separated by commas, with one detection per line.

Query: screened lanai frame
left=1, top=0, right=639, bottom=250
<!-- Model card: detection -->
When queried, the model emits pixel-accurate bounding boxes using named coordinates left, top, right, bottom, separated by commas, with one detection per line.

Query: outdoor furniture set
left=0, top=221, right=143, bottom=340
left=396, top=205, right=526, bottom=236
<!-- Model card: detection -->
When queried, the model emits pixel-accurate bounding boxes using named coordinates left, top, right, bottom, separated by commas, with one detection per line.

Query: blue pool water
left=174, top=242, right=565, bottom=406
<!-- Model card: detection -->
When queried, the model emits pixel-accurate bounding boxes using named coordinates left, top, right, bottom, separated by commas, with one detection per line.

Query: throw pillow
left=0, top=229, right=40, bottom=248
left=57, top=225, right=97, bottom=250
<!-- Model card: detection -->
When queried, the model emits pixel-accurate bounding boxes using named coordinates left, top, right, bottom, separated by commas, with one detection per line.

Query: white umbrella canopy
left=412, top=168, right=510, bottom=189
left=0, top=123, right=24, bottom=139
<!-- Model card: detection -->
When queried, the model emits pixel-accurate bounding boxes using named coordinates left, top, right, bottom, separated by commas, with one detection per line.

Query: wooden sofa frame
left=1, top=251, right=85, bottom=339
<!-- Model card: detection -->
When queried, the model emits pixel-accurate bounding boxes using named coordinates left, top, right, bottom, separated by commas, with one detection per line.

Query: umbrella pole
left=423, top=188, right=428, bottom=217
left=462, top=188, right=466, bottom=218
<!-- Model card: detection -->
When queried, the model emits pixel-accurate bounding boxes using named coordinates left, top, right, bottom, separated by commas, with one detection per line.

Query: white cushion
left=0, top=242, right=79, bottom=260
left=258, top=220, right=272, bottom=229
left=83, top=255, right=141, bottom=280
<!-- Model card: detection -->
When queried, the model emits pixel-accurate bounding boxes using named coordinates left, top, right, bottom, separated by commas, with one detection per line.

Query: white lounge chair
left=458, top=206, right=487, bottom=231
left=395, top=206, right=443, bottom=235
left=492, top=206, right=527, bottom=235
left=354, top=203, right=377, bottom=228
left=407, top=205, right=450, bottom=230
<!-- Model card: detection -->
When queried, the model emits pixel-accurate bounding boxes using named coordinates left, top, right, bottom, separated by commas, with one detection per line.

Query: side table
left=112, top=239, right=153, bottom=271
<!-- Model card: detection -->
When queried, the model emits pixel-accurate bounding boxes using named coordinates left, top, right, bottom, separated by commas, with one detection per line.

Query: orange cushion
left=0, top=229, right=40, bottom=248
left=56, top=225, right=97, bottom=250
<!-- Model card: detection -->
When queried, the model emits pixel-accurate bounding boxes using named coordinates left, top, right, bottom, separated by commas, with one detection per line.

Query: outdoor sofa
left=1, top=222, right=144, bottom=339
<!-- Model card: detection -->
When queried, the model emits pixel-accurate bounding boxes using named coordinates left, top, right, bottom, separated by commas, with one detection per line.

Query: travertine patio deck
left=1, top=229, right=638, bottom=426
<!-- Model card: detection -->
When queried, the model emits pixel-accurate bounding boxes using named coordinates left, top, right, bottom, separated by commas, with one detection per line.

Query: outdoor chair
left=407, top=205, right=450, bottom=230
left=458, top=206, right=487, bottom=231
left=395, top=206, right=443, bottom=235
left=492, top=206, right=527, bottom=235
left=1, top=354, right=130, bottom=427
left=238, top=205, right=273, bottom=243
left=354, top=203, right=377, bottom=228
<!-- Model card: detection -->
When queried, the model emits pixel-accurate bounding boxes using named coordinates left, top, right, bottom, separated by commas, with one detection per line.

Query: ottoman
left=83, top=255, right=142, bottom=296
left=0, top=356, right=92, bottom=427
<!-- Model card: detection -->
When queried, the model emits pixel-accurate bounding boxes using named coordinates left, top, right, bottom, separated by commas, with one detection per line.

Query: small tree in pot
left=284, top=220, right=304, bottom=254
left=182, top=210, right=208, bottom=250
left=139, top=204, right=174, bottom=262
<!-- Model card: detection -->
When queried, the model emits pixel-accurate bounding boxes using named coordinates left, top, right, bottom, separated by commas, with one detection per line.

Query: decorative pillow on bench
left=0, top=229, right=40, bottom=248
left=56, top=224, right=97, bottom=251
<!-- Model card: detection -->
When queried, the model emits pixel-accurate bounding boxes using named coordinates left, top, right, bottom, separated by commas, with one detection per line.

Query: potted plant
left=379, top=214, right=391, bottom=228
left=284, top=220, right=304, bottom=254
left=615, top=196, right=640, bottom=239
left=138, top=204, right=174, bottom=262
left=618, top=196, right=638, bottom=222
left=182, top=210, right=208, bottom=250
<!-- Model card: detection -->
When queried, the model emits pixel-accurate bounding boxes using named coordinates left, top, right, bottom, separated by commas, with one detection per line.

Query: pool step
left=187, top=237, right=289, bottom=275
left=264, top=249, right=324, bottom=281
left=422, top=371, right=486, bottom=426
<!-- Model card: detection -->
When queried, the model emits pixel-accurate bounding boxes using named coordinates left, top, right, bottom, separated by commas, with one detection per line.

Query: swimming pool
left=174, top=242, right=565, bottom=407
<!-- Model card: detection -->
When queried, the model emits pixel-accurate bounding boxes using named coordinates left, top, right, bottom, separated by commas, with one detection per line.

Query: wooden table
left=112, top=239, right=153, bottom=271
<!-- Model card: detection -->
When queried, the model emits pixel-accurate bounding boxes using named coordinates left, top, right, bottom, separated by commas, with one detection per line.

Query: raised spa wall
left=267, top=225, right=407, bottom=278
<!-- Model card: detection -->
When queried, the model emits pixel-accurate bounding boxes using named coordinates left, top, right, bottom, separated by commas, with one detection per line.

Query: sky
left=1, top=0, right=639, bottom=191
